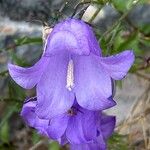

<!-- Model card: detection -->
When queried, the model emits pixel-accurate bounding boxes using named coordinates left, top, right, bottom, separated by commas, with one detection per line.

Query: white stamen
left=66, top=59, right=74, bottom=91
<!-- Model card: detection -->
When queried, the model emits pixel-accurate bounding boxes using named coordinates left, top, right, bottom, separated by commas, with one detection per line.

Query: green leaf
left=32, top=131, right=41, bottom=144
left=0, top=70, right=8, bottom=77
left=48, top=141, right=60, bottom=150
left=108, top=133, right=132, bottom=150
left=115, top=32, right=142, bottom=55
left=112, top=0, right=133, bottom=12
left=95, top=0, right=111, bottom=5
left=0, top=144, right=15, bottom=150
left=10, top=51, right=30, bottom=66
left=0, top=105, right=17, bottom=129
left=0, top=121, right=9, bottom=143
left=116, top=80, right=123, bottom=89
left=100, top=37, right=108, bottom=56
left=0, top=37, right=42, bottom=53
left=113, top=32, right=125, bottom=53
left=15, top=37, right=42, bottom=46
left=140, top=38, right=150, bottom=47
left=139, top=24, right=150, bottom=35
left=8, top=78, right=26, bottom=100
left=139, top=0, right=150, bottom=4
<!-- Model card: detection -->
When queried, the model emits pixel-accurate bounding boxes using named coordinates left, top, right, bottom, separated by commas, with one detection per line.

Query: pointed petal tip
left=46, top=115, right=69, bottom=140
left=102, top=97, right=117, bottom=110
left=101, top=114, right=116, bottom=125
left=77, top=96, right=116, bottom=111
left=100, top=50, right=135, bottom=80
left=8, top=62, right=12, bottom=68
left=7, top=63, right=36, bottom=89
left=121, top=50, right=135, bottom=63
left=101, top=114, right=116, bottom=139
left=125, top=49, right=135, bottom=57
left=8, top=63, right=16, bottom=74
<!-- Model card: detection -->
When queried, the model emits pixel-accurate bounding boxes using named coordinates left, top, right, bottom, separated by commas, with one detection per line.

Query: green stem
left=0, top=98, right=22, bottom=103
left=106, top=22, right=121, bottom=55
left=99, top=0, right=141, bottom=42
left=0, top=104, right=18, bottom=128
left=0, top=70, right=8, bottom=77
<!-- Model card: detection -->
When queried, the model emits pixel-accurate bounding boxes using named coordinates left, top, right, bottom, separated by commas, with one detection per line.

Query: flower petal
left=47, top=114, right=69, bottom=140
left=21, top=98, right=49, bottom=136
left=66, top=109, right=98, bottom=144
left=21, top=98, right=37, bottom=127
left=99, top=50, right=135, bottom=80
left=8, top=56, right=49, bottom=89
left=45, top=19, right=102, bottom=56
left=36, top=54, right=74, bottom=119
left=74, top=54, right=115, bottom=110
left=45, top=30, right=90, bottom=56
left=57, top=134, right=68, bottom=145
left=70, top=144, right=92, bottom=150
left=45, top=19, right=90, bottom=56
left=101, top=115, right=116, bottom=140
left=70, top=136, right=106, bottom=150
left=69, top=19, right=102, bottom=56
left=84, top=24, right=102, bottom=56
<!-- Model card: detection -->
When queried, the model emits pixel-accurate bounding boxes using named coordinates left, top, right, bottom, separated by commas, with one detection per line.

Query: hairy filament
left=66, top=59, right=74, bottom=91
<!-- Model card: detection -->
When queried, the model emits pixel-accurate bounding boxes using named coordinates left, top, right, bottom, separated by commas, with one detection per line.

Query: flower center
left=67, top=107, right=83, bottom=116
left=67, top=108, right=77, bottom=116
left=66, top=59, right=74, bottom=91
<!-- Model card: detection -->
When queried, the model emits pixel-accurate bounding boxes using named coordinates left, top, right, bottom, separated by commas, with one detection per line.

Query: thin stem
left=29, top=140, right=48, bottom=150
left=0, top=98, right=22, bottom=103
left=106, top=22, right=121, bottom=55
left=26, top=19, right=47, bottom=26
left=59, top=0, right=69, bottom=13
left=71, top=1, right=92, bottom=18
left=0, top=104, right=18, bottom=128
left=99, top=0, right=141, bottom=42
left=0, top=70, right=8, bottom=77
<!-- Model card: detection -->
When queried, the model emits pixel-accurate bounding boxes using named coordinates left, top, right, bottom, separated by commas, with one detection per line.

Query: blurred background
left=0, top=0, right=150, bottom=149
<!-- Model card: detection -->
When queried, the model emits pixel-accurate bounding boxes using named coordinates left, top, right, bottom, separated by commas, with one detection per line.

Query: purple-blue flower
left=21, top=98, right=99, bottom=144
left=8, top=18, right=134, bottom=119
left=21, top=97, right=115, bottom=149
left=70, top=114, right=115, bottom=150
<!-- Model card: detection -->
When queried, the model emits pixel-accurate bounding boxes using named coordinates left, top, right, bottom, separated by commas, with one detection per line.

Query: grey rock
left=0, top=0, right=51, bottom=21
left=92, top=5, right=120, bottom=32
left=106, top=74, right=150, bottom=124
left=128, top=4, right=150, bottom=26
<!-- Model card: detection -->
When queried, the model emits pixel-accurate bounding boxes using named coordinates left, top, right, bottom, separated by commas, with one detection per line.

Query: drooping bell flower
left=21, top=98, right=100, bottom=144
left=21, top=97, right=115, bottom=149
left=8, top=18, right=134, bottom=119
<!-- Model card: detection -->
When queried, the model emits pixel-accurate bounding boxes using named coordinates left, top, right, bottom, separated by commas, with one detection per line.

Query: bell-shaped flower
left=9, top=18, right=134, bottom=119
left=21, top=98, right=115, bottom=150
left=21, top=98, right=100, bottom=144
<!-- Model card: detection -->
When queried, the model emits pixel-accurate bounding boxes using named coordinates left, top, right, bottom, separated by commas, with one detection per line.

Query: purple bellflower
left=21, top=98, right=99, bottom=144
left=21, top=97, right=115, bottom=149
left=70, top=115, right=116, bottom=150
left=8, top=18, right=134, bottom=119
